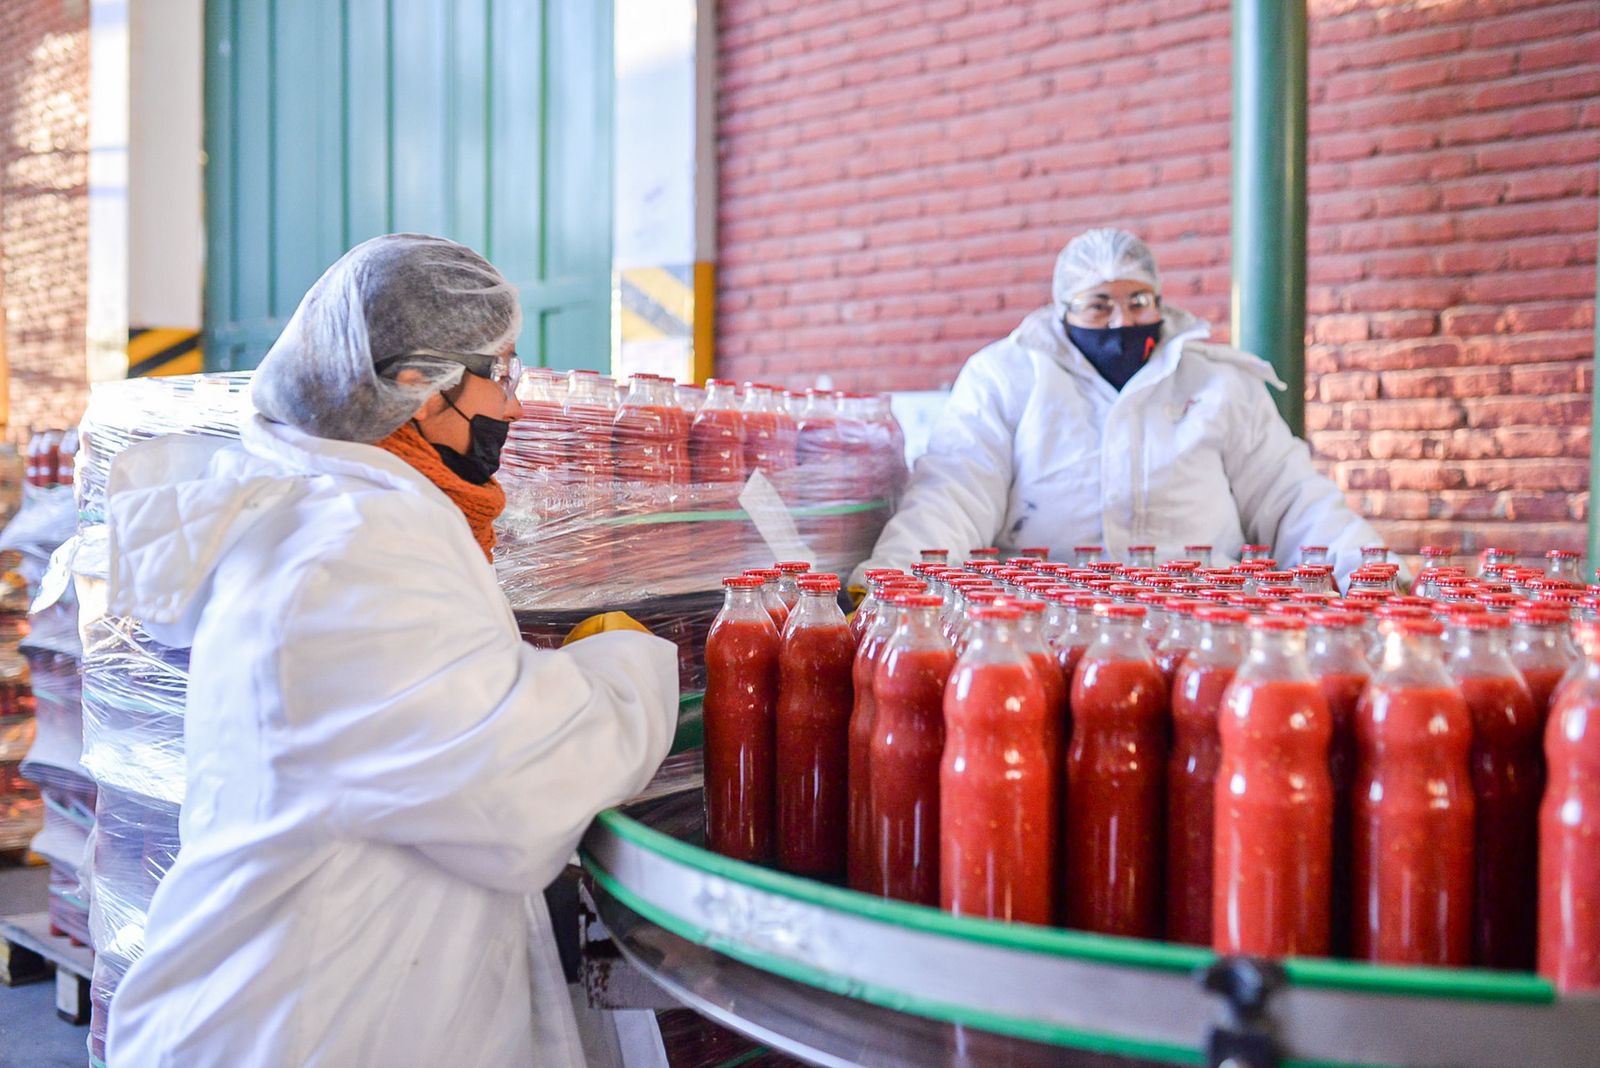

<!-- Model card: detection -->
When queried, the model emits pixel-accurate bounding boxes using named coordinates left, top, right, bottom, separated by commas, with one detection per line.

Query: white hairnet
left=253, top=233, right=522, bottom=443
left=1051, top=228, right=1162, bottom=314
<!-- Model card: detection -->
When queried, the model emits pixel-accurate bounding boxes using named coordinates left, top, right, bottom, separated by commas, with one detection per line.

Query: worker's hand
left=562, top=611, right=652, bottom=646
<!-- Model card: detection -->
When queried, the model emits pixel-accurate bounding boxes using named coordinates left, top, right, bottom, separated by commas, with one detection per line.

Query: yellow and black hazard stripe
left=127, top=327, right=203, bottom=378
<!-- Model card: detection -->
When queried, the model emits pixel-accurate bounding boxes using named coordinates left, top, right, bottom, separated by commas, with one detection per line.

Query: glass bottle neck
left=892, top=605, right=947, bottom=648
left=722, top=587, right=770, bottom=622
left=791, top=589, right=845, bottom=628
left=1241, top=627, right=1312, bottom=679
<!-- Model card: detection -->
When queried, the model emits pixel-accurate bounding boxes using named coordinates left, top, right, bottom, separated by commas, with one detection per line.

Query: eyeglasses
left=1065, top=290, right=1159, bottom=325
left=378, top=348, right=524, bottom=400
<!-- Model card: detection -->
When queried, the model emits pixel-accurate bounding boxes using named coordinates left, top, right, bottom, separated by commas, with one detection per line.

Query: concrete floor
left=0, top=865, right=91, bottom=1068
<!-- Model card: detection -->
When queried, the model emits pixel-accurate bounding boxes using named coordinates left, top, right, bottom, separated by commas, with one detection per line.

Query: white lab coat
left=856, top=306, right=1383, bottom=583
left=104, top=414, right=680, bottom=1067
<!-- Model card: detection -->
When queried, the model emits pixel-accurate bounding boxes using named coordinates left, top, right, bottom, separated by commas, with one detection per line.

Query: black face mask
left=1066, top=321, right=1164, bottom=391
left=424, top=395, right=510, bottom=484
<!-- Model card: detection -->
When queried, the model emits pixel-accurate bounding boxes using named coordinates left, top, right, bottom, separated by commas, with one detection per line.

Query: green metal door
left=203, top=0, right=613, bottom=373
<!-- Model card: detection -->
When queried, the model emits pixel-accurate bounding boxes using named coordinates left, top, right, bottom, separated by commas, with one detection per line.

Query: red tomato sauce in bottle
left=1509, top=604, right=1578, bottom=729
left=776, top=574, right=855, bottom=878
left=1165, top=606, right=1248, bottom=946
left=703, top=576, right=780, bottom=861
left=1306, top=610, right=1372, bottom=958
left=1213, top=616, right=1333, bottom=957
left=1352, top=618, right=1475, bottom=965
left=689, top=379, right=748, bottom=484
left=1448, top=611, right=1542, bottom=969
left=1065, top=603, right=1167, bottom=937
left=846, top=592, right=906, bottom=892
left=870, top=594, right=954, bottom=904
left=1539, top=618, right=1600, bottom=991
left=941, top=605, right=1054, bottom=923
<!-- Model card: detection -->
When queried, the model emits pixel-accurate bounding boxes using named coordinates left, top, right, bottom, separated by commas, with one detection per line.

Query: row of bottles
left=509, top=370, right=904, bottom=489
left=702, top=546, right=1600, bottom=994
left=25, top=428, right=77, bottom=488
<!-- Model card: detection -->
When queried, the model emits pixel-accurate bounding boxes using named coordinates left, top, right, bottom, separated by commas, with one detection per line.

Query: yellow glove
left=562, top=611, right=652, bottom=646
left=846, top=585, right=868, bottom=609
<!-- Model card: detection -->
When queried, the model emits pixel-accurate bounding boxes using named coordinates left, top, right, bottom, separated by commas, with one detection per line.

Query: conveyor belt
left=581, top=772, right=1600, bottom=1067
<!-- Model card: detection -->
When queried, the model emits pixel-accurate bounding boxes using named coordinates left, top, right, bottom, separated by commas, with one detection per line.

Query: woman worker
left=105, top=234, right=680, bottom=1066
left=857, top=228, right=1384, bottom=580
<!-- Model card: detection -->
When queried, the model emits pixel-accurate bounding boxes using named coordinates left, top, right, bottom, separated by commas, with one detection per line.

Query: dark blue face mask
left=1066, top=321, right=1164, bottom=391
left=422, top=391, right=510, bottom=485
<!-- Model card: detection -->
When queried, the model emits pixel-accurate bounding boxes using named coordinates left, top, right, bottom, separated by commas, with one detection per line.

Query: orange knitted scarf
left=374, top=422, right=505, bottom=563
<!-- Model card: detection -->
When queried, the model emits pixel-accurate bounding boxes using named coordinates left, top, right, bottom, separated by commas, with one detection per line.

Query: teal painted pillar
left=1231, top=0, right=1309, bottom=435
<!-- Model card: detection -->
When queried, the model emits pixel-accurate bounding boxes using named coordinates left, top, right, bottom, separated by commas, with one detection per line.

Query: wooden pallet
left=1, top=912, right=92, bottom=1024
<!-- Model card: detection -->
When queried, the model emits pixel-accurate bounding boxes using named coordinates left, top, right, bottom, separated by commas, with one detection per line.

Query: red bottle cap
left=1161, top=560, right=1203, bottom=572
left=1375, top=603, right=1431, bottom=619
left=1292, top=565, right=1334, bottom=576
left=744, top=568, right=781, bottom=580
left=1020, top=546, right=1051, bottom=556
left=1127, top=544, right=1156, bottom=552
left=722, top=576, right=764, bottom=589
left=1454, top=611, right=1508, bottom=630
left=968, top=547, right=1001, bottom=557
left=1233, top=562, right=1270, bottom=574
left=920, top=548, right=950, bottom=555
left=1241, top=544, right=1270, bottom=552
left=1195, top=607, right=1249, bottom=624
left=1511, top=604, right=1572, bottom=625
left=894, top=593, right=946, bottom=609
left=798, top=574, right=841, bottom=591
left=1391, top=618, right=1445, bottom=637
left=774, top=561, right=811, bottom=573
left=1196, top=589, right=1236, bottom=603
left=1074, top=544, right=1105, bottom=553
left=1360, top=544, right=1387, bottom=553
left=1167, top=598, right=1207, bottom=615
left=996, top=597, right=1047, bottom=614
left=1209, top=574, right=1248, bottom=587
left=1249, top=613, right=1307, bottom=629
left=1184, top=544, right=1213, bottom=552
left=1227, top=595, right=1274, bottom=610
left=1299, top=545, right=1328, bottom=553
left=1094, top=603, right=1146, bottom=620
left=969, top=604, right=1023, bottom=621
left=1420, top=545, right=1453, bottom=555
left=1475, top=592, right=1522, bottom=609
left=705, top=378, right=737, bottom=386
left=1307, top=610, right=1365, bottom=628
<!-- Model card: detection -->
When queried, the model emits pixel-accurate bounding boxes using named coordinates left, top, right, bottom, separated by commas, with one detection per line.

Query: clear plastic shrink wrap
left=499, top=371, right=906, bottom=689
left=0, top=481, right=81, bottom=857
left=73, top=374, right=247, bottom=1063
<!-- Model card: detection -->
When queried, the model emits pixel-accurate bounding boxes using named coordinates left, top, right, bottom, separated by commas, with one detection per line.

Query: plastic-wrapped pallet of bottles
left=4, top=473, right=90, bottom=945
left=72, top=374, right=249, bottom=1064
left=0, top=470, right=81, bottom=860
left=499, top=371, right=906, bottom=689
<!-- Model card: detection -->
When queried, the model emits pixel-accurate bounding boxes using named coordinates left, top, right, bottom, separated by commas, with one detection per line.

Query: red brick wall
left=715, top=0, right=1600, bottom=558
left=0, top=0, right=91, bottom=439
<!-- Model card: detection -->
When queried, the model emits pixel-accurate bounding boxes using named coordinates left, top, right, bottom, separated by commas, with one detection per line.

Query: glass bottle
left=773, top=560, right=811, bottom=611
left=1064, top=603, right=1167, bottom=937
left=1127, top=544, right=1157, bottom=569
left=689, top=379, right=748, bottom=484
left=1214, top=616, right=1333, bottom=957
left=847, top=595, right=904, bottom=892
left=871, top=595, right=955, bottom=904
left=739, top=381, right=796, bottom=472
left=941, top=605, right=1054, bottom=923
left=1352, top=619, right=1475, bottom=965
left=703, top=576, right=780, bottom=861
left=1509, top=604, right=1579, bottom=728
left=1447, top=613, right=1542, bottom=969
left=1240, top=543, right=1271, bottom=563
left=1165, top=606, right=1248, bottom=946
left=742, top=568, right=789, bottom=630
left=1539, top=618, right=1600, bottom=991
left=1184, top=544, right=1214, bottom=568
left=1299, top=545, right=1330, bottom=568
left=1547, top=549, right=1582, bottom=584
left=1154, top=598, right=1204, bottom=685
left=1305, top=609, right=1372, bottom=958
left=776, top=574, right=855, bottom=877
